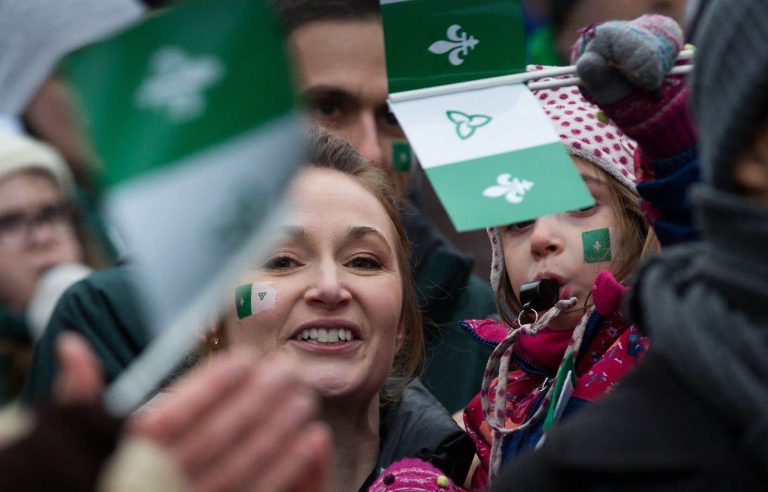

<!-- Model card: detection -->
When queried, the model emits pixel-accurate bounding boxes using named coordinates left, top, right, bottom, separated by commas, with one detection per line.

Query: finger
left=284, top=423, right=334, bottom=492
left=54, top=332, right=104, bottom=405
left=191, top=391, right=318, bottom=492
left=128, top=349, right=254, bottom=444
left=171, top=355, right=310, bottom=474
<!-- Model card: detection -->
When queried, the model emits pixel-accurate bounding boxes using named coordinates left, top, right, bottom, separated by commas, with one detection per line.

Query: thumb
left=54, top=332, right=104, bottom=405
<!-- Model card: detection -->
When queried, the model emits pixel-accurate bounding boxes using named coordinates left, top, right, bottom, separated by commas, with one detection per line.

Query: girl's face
left=501, top=158, right=620, bottom=331
left=226, top=168, right=404, bottom=402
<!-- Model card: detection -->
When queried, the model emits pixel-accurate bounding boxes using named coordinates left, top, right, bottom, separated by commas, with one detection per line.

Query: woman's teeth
left=296, top=328, right=354, bottom=343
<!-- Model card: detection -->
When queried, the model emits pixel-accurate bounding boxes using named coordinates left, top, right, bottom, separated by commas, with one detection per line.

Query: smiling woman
left=204, top=132, right=472, bottom=492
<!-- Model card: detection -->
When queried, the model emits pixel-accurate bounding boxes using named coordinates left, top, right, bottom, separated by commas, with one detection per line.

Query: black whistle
left=519, top=279, right=559, bottom=311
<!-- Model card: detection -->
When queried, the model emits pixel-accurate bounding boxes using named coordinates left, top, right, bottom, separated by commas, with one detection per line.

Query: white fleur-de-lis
left=447, top=110, right=492, bottom=140
left=135, top=46, right=224, bottom=122
left=483, top=174, right=535, bottom=204
left=428, top=24, right=479, bottom=66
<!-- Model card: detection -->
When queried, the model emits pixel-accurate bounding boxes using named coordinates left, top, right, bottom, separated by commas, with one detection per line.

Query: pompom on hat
left=369, top=458, right=461, bottom=492
left=488, top=66, right=638, bottom=294
left=0, top=130, right=74, bottom=195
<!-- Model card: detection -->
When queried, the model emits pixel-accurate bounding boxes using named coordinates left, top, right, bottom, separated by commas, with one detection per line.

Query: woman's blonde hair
left=496, top=163, right=659, bottom=327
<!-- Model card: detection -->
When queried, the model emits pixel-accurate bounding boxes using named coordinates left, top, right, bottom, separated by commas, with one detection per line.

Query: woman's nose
left=305, top=261, right=351, bottom=308
left=529, top=216, right=564, bottom=260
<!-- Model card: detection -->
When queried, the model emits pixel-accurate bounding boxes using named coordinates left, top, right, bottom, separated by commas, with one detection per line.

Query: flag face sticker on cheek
left=392, top=141, right=412, bottom=172
left=235, top=282, right=277, bottom=320
left=582, top=228, right=612, bottom=264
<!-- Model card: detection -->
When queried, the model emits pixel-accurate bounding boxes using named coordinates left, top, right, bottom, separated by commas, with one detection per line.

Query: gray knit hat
left=692, top=0, right=768, bottom=192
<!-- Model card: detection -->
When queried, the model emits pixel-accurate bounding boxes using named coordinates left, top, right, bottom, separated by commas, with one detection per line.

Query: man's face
left=289, top=17, right=411, bottom=197
left=734, top=125, right=768, bottom=205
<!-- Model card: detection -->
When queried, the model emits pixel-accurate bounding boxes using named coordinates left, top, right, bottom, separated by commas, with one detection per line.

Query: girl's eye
left=504, top=219, right=535, bottom=232
left=569, top=203, right=598, bottom=215
left=263, top=255, right=299, bottom=270
left=347, top=255, right=383, bottom=271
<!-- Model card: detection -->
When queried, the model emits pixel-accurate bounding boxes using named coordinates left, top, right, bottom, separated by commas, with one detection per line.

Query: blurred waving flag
left=382, top=0, right=593, bottom=232
left=0, top=0, right=145, bottom=116
left=58, top=0, right=303, bottom=413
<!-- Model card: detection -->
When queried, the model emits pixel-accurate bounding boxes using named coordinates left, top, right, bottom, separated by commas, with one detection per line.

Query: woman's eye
left=504, top=219, right=535, bottom=232
left=347, top=255, right=383, bottom=271
left=263, top=256, right=298, bottom=270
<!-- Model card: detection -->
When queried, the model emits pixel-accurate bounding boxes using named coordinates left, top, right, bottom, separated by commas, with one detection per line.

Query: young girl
left=370, top=14, right=698, bottom=492
left=461, top=69, right=654, bottom=489
left=462, top=14, right=699, bottom=489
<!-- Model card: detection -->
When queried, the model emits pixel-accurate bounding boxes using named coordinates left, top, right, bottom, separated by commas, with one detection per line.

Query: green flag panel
left=381, top=0, right=525, bottom=93
left=60, top=0, right=294, bottom=188
left=425, top=143, right=594, bottom=232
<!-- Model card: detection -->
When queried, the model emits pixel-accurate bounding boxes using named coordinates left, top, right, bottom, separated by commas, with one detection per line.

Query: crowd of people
left=0, top=0, right=766, bottom=490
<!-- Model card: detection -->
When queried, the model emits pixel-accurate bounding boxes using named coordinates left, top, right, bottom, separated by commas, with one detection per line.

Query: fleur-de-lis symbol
left=483, top=174, right=534, bottom=204
left=428, top=24, right=479, bottom=66
left=135, top=46, right=224, bottom=122
left=447, top=110, right=492, bottom=140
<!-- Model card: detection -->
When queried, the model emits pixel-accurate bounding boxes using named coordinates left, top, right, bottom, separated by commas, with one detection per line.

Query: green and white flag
left=389, top=84, right=593, bottom=231
left=59, top=0, right=303, bottom=412
left=382, top=0, right=593, bottom=232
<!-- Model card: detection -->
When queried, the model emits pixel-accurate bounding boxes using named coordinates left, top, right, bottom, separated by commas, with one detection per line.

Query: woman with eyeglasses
left=0, top=130, right=97, bottom=400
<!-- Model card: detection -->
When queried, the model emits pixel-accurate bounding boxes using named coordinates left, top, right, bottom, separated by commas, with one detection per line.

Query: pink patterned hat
left=488, top=66, right=639, bottom=294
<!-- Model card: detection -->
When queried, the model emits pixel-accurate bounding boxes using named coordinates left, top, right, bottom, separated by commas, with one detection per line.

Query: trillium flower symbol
left=447, top=110, right=492, bottom=140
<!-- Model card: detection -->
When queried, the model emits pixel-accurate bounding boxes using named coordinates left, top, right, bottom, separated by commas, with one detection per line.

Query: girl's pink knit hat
left=488, top=65, right=639, bottom=294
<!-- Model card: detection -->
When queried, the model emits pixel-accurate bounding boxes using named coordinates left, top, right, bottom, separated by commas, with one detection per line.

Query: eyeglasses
left=0, top=203, right=75, bottom=252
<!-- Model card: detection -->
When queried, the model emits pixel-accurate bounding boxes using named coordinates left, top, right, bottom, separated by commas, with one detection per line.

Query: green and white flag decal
left=236, top=282, right=276, bottom=320
left=59, top=0, right=303, bottom=413
left=382, top=0, right=594, bottom=232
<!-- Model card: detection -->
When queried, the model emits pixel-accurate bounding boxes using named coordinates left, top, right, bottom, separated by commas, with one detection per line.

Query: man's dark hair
left=270, top=0, right=380, bottom=35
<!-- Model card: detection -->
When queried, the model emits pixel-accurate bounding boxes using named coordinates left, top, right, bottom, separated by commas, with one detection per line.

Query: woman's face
left=226, top=168, right=404, bottom=402
left=0, top=170, right=82, bottom=310
left=501, top=158, right=620, bottom=330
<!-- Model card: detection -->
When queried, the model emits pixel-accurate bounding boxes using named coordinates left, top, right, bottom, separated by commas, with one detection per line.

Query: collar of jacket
left=377, top=378, right=475, bottom=486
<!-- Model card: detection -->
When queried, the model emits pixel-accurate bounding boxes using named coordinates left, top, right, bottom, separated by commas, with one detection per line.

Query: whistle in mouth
left=519, top=279, right=559, bottom=312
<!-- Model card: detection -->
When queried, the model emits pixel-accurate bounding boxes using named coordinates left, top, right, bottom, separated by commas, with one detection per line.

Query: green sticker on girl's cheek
left=392, top=142, right=412, bottom=172
left=582, top=228, right=612, bottom=264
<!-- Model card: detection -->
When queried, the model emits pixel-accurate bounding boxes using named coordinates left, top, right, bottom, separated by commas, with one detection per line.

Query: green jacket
left=22, top=265, right=148, bottom=405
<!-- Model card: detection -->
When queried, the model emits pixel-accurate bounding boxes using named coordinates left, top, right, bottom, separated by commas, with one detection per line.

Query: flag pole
left=388, top=49, right=694, bottom=103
